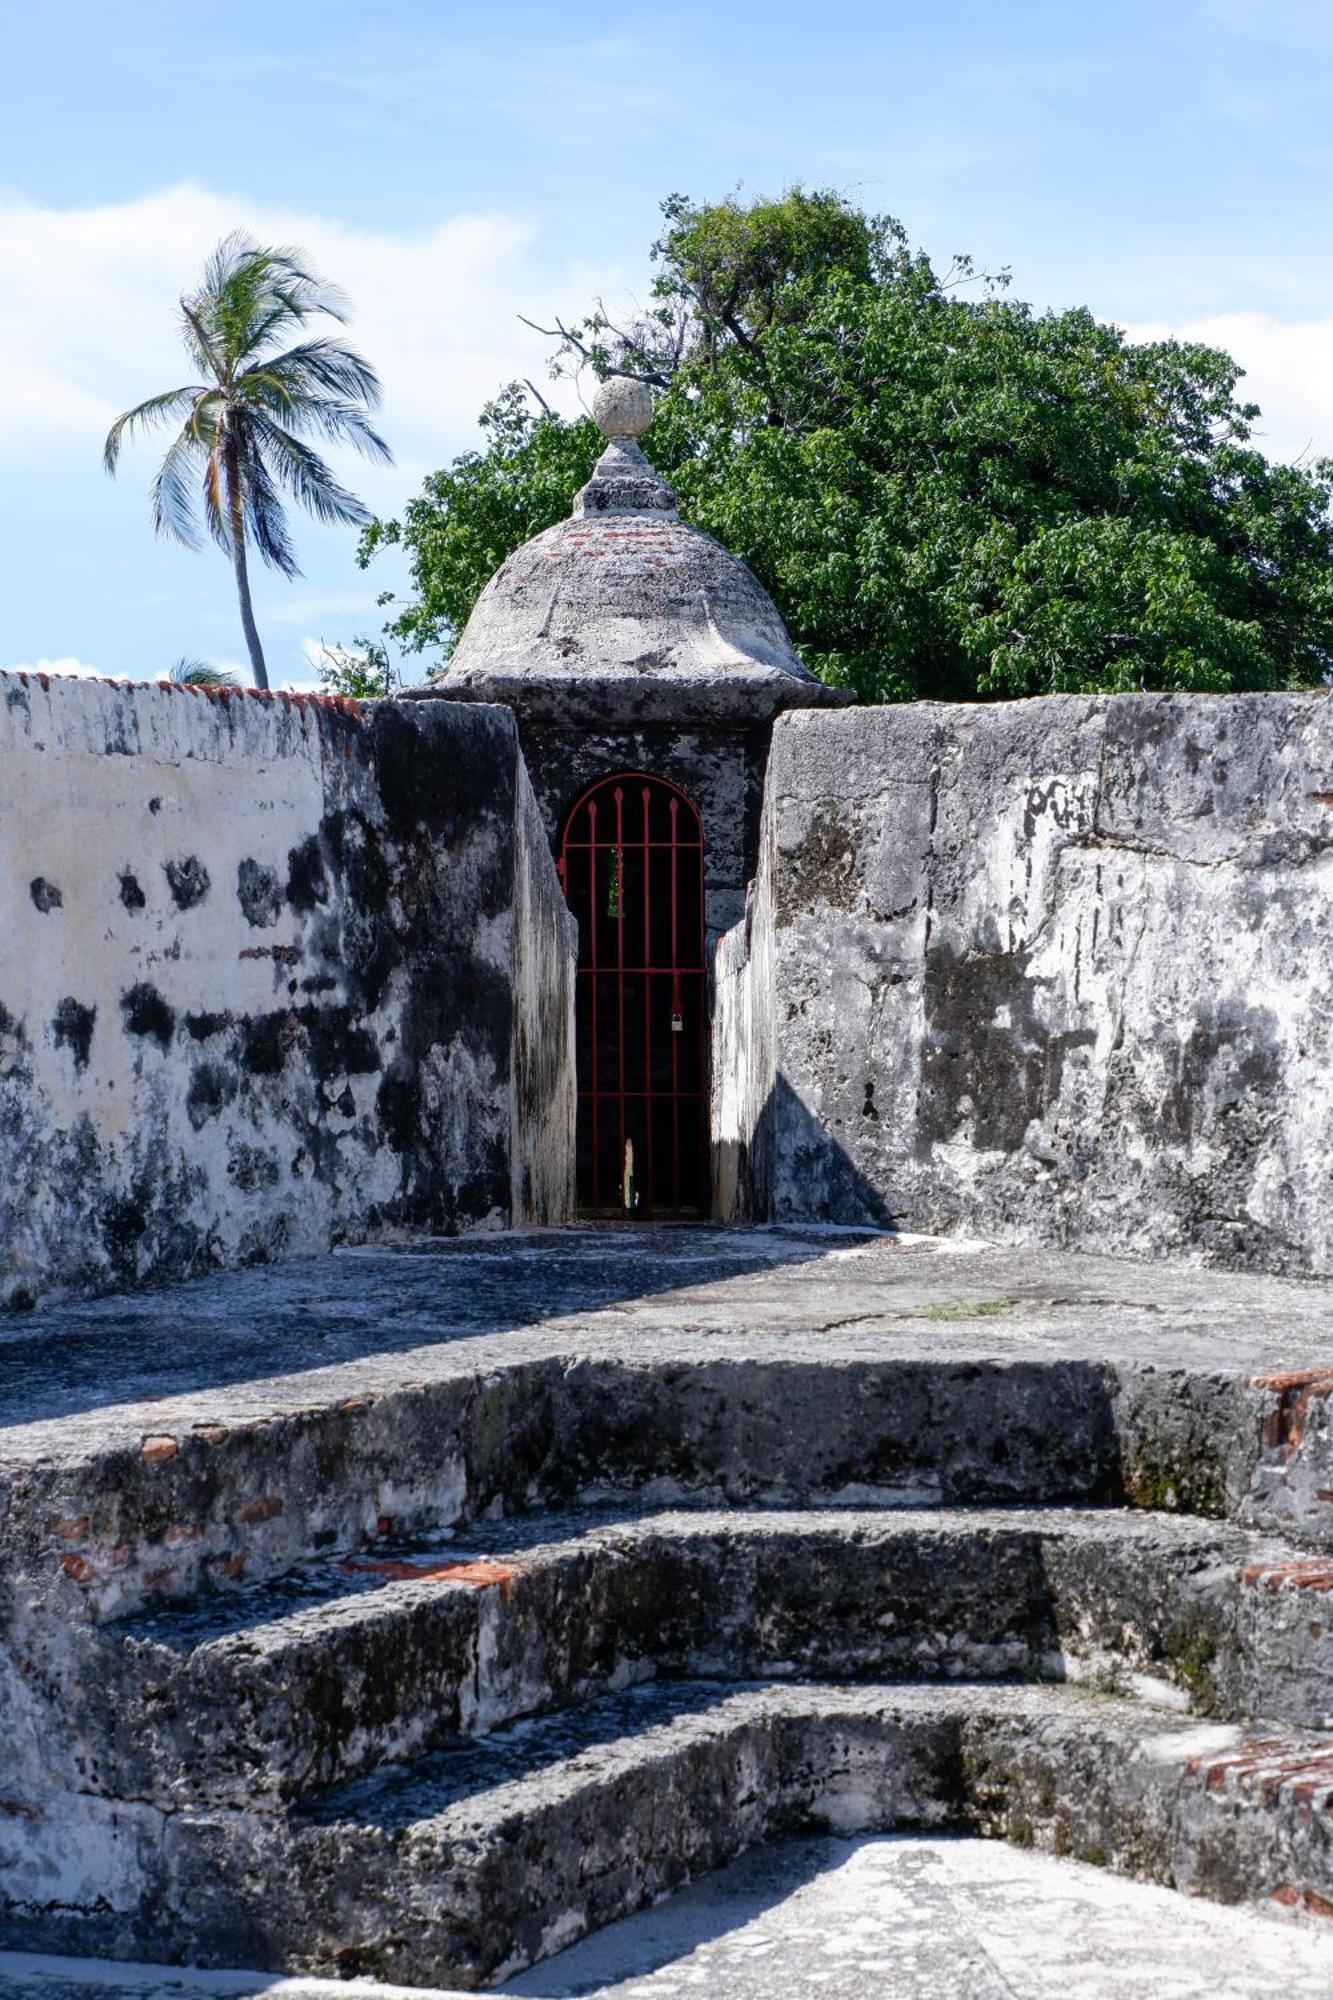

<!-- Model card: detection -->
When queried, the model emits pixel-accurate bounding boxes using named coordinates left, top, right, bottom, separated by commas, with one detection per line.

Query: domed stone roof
left=428, top=383, right=849, bottom=723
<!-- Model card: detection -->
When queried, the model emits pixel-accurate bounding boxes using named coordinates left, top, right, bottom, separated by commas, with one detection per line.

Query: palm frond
left=291, top=398, right=392, bottom=463
left=150, top=426, right=207, bottom=547
left=198, top=229, right=261, bottom=305
left=202, top=442, right=229, bottom=552
left=236, top=428, right=300, bottom=576
left=238, top=337, right=384, bottom=409
left=189, top=236, right=352, bottom=373
left=179, top=300, right=226, bottom=382
left=103, top=386, right=210, bottom=473
left=169, top=657, right=240, bottom=687
left=240, top=380, right=392, bottom=463
left=260, top=244, right=350, bottom=324
left=246, top=411, right=374, bottom=529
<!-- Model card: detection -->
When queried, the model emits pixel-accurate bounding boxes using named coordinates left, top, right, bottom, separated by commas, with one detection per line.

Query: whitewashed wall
left=0, top=674, right=574, bottom=1307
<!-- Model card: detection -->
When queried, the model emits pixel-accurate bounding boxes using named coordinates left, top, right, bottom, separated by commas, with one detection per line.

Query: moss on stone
left=1164, top=1606, right=1223, bottom=1715
left=922, top=1298, right=1017, bottom=1322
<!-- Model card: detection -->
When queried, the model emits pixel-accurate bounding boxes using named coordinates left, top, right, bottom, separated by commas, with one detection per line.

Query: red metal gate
left=557, top=773, right=708, bottom=1218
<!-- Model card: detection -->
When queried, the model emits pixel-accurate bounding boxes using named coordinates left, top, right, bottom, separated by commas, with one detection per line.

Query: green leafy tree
left=364, top=191, right=1333, bottom=700
left=308, top=636, right=415, bottom=699
left=106, top=233, right=392, bottom=691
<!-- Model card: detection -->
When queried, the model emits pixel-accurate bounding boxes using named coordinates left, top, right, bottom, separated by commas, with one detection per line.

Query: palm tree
left=104, top=233, right=391, bottom=690
left=168, top=657, right=240, bottom=688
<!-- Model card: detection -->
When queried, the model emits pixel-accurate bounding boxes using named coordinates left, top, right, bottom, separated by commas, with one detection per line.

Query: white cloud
left=0, top=181, right=624, bottom=509
left=1124, top=312, right=1333, bottom=465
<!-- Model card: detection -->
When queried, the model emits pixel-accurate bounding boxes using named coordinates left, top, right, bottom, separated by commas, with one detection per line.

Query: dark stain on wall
left=119, top=870, right=147, bottom=912
left=321, top=811, right=398, bottom=1011
left=780, top=810, right=860, bottom=919
left=1156, top=1008, right=1283, bottom=1150
left=370, top=700, right=488, bottom=841
left=52, top=998, right=96, bottom=1070
left=100, top=1157, right=208, bottom=1286
left=301, top=1005, right=381, bottom=1081
left=29, top=878, right=62, bottom=913
left=186, top=1010, right=232, bottom=1041
left=0, top=1001, right=31, bottom=1096
left=237, top=859, right=283, bottom=929
left=102, top=1189, right=150, bottom=1277
left=241, top=1013, right=291, bottom=1076
left=362, top=703, right=517, bottom=1222
left=920, top=941, right=1096, bottom=1155
left=187, top=1060, right=237, bottom=1130
left=121, top=982, right=176, bottom=1050
left=286, top=836, right=329, bottom=912
left=165, top=856, right=211, bottom=910
left=227, top=1142, right=281, bottom=1192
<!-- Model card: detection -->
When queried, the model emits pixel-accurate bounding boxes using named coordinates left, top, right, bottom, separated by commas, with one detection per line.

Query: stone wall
left=716, top=694, right=1333, bottom=1274
left=711, top=884, right=775, bottom=1224
left=0, top=674, right=575, bottom=1307
left=510, top=767, right=578, bottom=1223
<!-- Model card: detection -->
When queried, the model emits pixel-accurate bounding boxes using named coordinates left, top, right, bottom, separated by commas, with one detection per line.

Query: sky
left=3, top=0, right=1333, bottom=688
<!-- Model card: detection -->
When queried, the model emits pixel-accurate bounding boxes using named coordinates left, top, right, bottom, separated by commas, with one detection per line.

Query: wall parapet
left=0, top=673, right=575, bottom=1307
left=715, top=692, right=1333, bottom=1275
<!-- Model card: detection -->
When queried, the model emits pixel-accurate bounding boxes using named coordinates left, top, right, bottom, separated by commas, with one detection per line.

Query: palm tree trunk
left=224, top=441, right=269, bottom=690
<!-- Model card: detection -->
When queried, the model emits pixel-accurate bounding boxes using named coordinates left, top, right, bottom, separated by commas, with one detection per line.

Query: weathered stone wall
left=717, top=694, right=1333, bottom=1273
left=711, top=884, right=775, bottom=1223
left=0, top=674, right=574, bottom=1306
left=510, top=768, right=578, bottom=1223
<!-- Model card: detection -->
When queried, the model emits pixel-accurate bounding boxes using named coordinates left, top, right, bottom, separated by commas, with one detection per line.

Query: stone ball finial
left=592, top=376, right=654, bottom=440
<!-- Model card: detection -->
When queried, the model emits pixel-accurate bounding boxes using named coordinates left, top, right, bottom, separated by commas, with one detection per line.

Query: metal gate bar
left=557, top=772, right=707, bottom=1218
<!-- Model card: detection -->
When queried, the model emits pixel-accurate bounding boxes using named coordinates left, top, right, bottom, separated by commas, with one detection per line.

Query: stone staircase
left=2, top=1229, right=1333, bottom=1987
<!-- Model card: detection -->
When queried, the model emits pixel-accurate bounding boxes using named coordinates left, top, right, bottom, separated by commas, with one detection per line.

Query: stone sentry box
left=413, top=380, right=846, bottom=948
left=413, top=380, right=846, bottom=1216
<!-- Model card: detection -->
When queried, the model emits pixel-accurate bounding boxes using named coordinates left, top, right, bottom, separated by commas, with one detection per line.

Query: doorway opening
left=557, top=773, right=708, bottom=1218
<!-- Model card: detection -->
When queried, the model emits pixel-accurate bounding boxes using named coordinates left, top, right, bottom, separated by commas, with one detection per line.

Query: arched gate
left=557, top=774, right=708, bottom=1218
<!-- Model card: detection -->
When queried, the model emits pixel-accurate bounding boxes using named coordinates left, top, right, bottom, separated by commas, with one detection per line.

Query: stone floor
left=6, top=1835, right=1333, bottom=1998
left=5, top=1223, right=1333, bottom=1449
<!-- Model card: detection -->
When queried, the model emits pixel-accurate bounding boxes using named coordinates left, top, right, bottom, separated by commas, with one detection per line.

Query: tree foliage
left=363, top=190, right=1333, bottom=701
left=106, top=233, right=391, bottom=689
left=308, top=636, right=418, bottom=699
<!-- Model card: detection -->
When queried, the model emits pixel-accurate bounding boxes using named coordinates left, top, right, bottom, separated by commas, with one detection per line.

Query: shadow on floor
left=0, top=1220, right=886, bottom=1430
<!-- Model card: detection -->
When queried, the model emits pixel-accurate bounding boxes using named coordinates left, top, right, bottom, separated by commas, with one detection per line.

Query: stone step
left=11, top=1345, right=1325, bottom=1628
left=8, top=1232, right=1333, bottom=1624
left=42, top=1505, right=1333, bottom=1808
left=31, top=1681, right=1332, bottom=1989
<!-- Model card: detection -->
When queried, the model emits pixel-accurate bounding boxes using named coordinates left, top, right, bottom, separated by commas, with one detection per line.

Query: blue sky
left=3, top=0, right=1332, bottom=685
